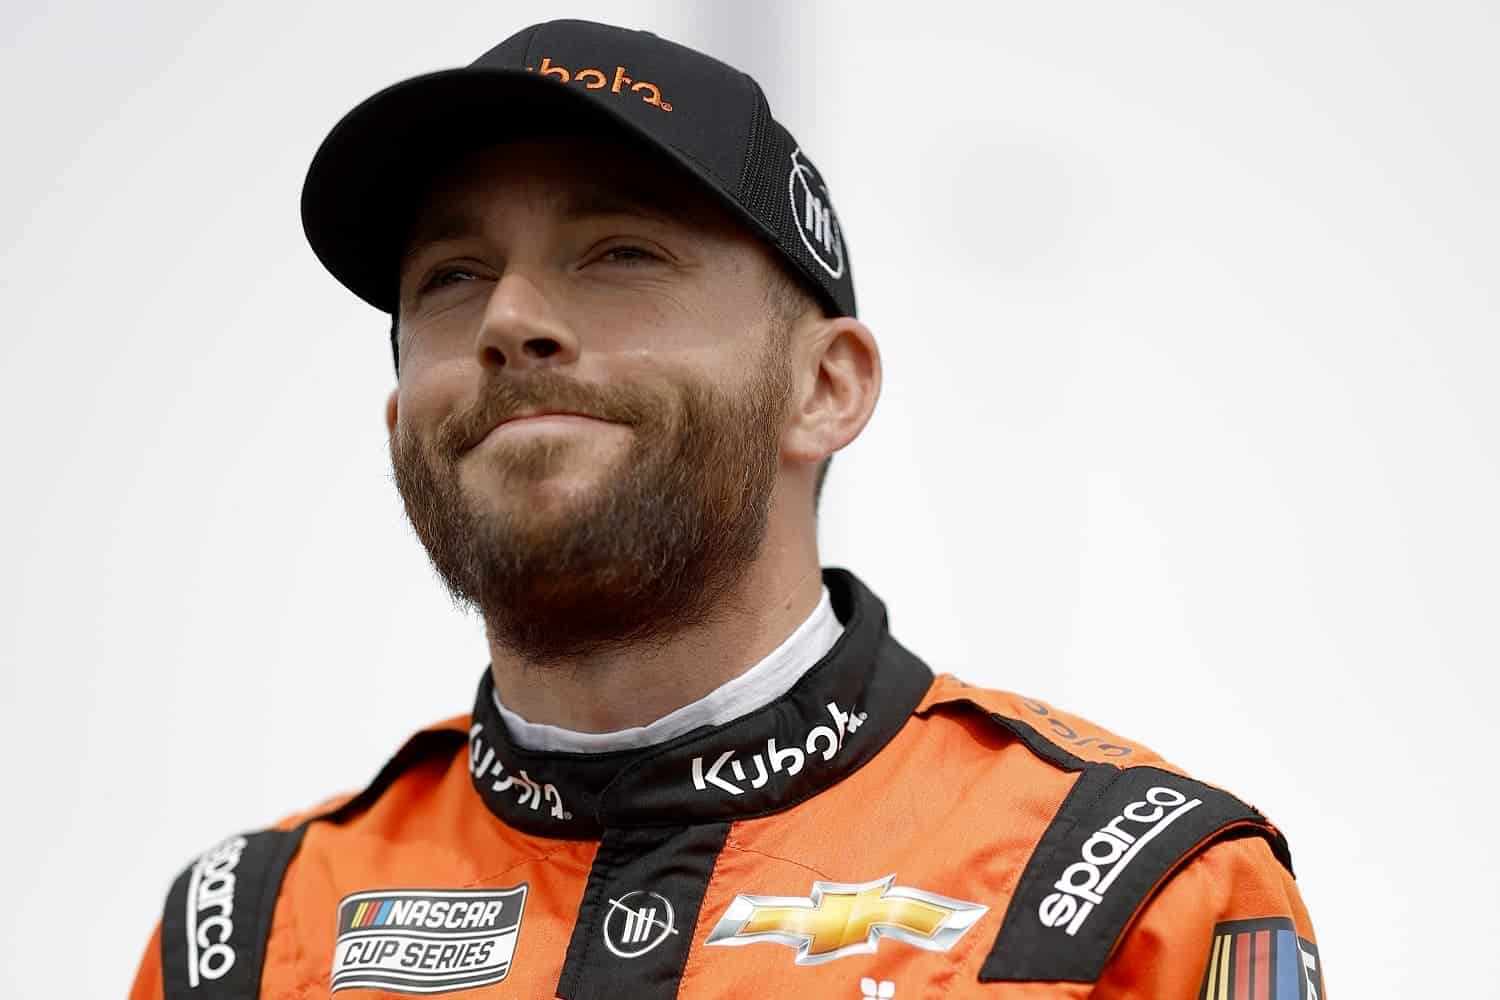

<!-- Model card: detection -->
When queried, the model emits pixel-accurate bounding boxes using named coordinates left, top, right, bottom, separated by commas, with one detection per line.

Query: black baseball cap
left=300, top=18, right=855, bottom=372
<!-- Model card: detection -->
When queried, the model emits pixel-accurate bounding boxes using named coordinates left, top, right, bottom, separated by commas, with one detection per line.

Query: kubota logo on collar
left=528, top=56, right=673, bottom=111
left=704, top=875, right=987, bottom=965
left=691, top=700, right=867, bottom=796
left=469, top=723, right=571, bottom=821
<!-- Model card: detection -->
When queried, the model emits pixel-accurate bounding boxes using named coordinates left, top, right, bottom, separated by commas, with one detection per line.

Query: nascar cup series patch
left=1199, top=917, right=1323, bottom=1000
left=330, top=886, right=527, bottom=994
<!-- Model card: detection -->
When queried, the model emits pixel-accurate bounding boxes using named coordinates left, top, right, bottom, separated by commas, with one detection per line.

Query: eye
left=417, top=266, right=479, bottom=295
left=594, top=244, right=662, bottom=266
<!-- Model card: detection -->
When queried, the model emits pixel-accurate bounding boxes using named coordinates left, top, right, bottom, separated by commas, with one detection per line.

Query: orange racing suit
left=129, top=568, right=1324, bottom=999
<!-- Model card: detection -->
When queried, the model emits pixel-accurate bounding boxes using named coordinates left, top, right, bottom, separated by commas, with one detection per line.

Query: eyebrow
left=557, top=183, right=680, bottom=227
left=398, top=182, right=689, bottom=269
left=399, top=208, right=486, bottom=270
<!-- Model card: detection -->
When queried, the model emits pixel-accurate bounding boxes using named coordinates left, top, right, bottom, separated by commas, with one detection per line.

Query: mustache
left=445, top=371, right=664, bottom=453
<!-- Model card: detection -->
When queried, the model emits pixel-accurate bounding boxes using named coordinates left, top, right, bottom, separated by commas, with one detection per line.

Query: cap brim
left=301, top=69, right=768, bottom=315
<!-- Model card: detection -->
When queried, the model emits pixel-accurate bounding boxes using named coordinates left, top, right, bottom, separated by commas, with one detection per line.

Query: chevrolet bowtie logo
left=704, top=875, right=988, bottom=965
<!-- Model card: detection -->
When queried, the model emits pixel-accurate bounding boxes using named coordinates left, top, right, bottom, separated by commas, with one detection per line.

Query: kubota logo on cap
left=528, top=56, right=673, bottom=111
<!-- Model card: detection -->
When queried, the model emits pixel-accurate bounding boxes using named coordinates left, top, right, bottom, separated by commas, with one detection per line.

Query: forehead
left=403, top=134, right=745, bottom=250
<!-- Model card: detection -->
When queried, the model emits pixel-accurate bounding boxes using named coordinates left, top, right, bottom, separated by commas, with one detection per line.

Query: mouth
left=467, top=411, right=608, bottom=451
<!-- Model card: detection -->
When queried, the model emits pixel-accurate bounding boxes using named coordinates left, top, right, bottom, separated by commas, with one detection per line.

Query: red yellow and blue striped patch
left=1199, top=918, right=1323, bottom=1000
left=342, top=896, right=398, bottom=932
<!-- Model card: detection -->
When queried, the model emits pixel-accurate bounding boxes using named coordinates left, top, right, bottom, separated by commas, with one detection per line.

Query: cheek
left=393, top=368, right=470, bottom=448
left=398, top=313, right=481, bottom=369
left=564, top=269, right=755, bottom=355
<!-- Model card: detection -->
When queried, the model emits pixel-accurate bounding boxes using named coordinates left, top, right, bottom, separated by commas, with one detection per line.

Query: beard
left=389, top=338, right=792, bottom=664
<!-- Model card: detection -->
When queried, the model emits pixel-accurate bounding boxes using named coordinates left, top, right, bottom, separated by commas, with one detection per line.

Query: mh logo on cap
left=528, top=56, right=674, bottom=111
left=788, top=149, right=845, bottom=280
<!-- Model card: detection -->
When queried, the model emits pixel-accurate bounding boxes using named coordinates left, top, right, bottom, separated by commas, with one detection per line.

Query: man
left=130, top=18, right=1324, bottom=1000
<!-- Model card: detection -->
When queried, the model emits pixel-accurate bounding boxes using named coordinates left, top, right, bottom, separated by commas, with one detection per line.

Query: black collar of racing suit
left=466, top=567, right=935, bottom=839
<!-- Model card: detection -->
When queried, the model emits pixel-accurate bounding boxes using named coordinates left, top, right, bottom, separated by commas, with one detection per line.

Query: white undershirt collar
left=492, top=585, right=843, bottom=754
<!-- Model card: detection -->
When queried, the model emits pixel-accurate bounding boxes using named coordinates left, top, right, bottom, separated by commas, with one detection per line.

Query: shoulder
left=913, top=674, right=1307, bottom=986
left=262, top=715, right=475, bottom=837
left=912, top=674, right=1293, bottom=872
left=146, top=716, right=471, bottom=997
left=914, top=672, right=1175, bottom=771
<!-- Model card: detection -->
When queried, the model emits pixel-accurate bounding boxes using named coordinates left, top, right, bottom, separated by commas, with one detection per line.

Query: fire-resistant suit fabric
left=128, top=568, right=1325, bottom=999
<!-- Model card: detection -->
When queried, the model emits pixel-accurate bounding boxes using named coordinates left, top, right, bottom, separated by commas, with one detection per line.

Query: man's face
left=387, top=134, right=796, bottom=663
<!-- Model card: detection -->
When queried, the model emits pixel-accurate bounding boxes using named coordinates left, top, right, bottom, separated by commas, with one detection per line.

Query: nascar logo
left=330, top=886, right=527, bottom=995
left=1200, top=918, right=1323, bottom=1000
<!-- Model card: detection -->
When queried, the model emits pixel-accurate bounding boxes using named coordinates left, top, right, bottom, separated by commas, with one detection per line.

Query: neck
left=486, top=503, right=823, bottom=733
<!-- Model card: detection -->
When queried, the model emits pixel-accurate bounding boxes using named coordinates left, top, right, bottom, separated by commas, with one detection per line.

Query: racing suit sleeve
left=1089, top=834, right=1325, bottom=999
left=126, top=791, right=357, bottom=1000
left=128, top=922, right=164, bottom=999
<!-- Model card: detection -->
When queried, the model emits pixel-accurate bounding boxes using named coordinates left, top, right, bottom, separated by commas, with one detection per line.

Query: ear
left=783, top=315, right=881, bottom=466
left=384, top=388, right=399, bottom=435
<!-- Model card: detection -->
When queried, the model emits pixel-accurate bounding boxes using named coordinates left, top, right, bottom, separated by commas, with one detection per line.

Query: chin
left=520, top=476, right=605, bottom=513
left=467, top=464, right=603, bottom=513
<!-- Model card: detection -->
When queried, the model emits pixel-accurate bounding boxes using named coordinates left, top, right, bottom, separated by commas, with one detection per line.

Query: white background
left=2, top=2, right=1494, bottom=996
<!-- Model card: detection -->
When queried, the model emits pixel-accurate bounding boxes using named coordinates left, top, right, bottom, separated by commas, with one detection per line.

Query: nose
left=474, top=271, right=580, bottom=371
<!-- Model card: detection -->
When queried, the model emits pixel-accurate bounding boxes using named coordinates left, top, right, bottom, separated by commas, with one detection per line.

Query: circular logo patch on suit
left=603, top=890, right=677, bottom=959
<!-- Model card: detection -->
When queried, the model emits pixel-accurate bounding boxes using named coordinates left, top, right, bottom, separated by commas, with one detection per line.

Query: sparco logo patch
left=183, top=834, right=247, bottom=986
left=977, top=767, right=1280, bottom=984
left=1037, top=784, right=1202, bottom=936
left=788, top=148, right=845, bottom=280
left=330, top=886, right=528, bottom=995
left=690, top=700, right=867, bottom=796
